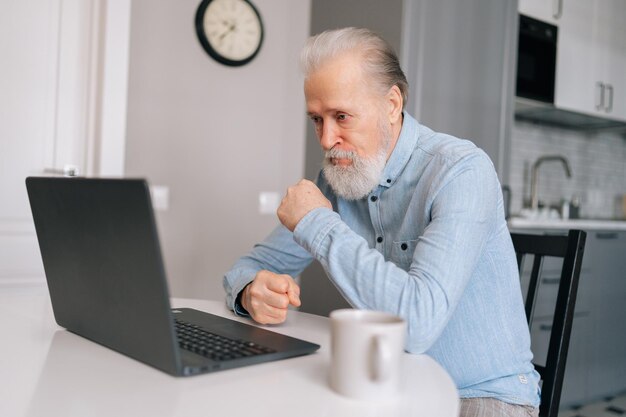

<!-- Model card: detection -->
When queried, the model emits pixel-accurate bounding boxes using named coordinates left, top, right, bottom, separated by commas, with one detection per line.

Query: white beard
left=322, top=125, right=392, bottom=201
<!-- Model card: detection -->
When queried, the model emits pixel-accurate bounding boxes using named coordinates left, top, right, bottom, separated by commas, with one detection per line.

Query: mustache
left=325, top=148, right=357, bottom=160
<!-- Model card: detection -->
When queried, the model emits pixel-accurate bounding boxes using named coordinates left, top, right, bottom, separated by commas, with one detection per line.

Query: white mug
left=329, top=309, right=406, bottom=400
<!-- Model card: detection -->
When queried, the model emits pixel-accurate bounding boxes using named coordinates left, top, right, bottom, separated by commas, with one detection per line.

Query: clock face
left=195, top=0, right=264, bottom=66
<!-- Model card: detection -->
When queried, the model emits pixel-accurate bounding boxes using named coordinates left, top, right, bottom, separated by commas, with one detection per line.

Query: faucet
left=529, top=155, right=572, bottom=210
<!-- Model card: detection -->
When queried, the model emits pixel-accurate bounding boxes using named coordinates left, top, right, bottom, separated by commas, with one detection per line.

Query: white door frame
left=93, top=0, right=131, bottom=177
left=0, top=0, right=131, bottom=288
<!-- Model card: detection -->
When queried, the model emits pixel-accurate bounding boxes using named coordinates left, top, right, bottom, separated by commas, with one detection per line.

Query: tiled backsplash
left=507, top=120, right=626, bottom=219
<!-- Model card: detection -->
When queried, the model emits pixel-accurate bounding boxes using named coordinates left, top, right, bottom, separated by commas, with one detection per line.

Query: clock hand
left=218, top=24, right=235, bottom=42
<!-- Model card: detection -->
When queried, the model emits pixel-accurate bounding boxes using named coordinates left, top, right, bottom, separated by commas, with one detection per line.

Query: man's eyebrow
left=306, top=108, right=343, bottom=116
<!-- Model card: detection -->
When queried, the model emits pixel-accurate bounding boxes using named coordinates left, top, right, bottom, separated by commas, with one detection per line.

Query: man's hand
left=241, top=270, right=301, bottom=324
left=277, top=179, right=332, bottom=232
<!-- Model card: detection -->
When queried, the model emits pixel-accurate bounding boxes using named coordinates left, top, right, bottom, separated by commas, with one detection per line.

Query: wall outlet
left=150, top=185, right=169, bottom=211
left=258, top=191, right=281, bottom=215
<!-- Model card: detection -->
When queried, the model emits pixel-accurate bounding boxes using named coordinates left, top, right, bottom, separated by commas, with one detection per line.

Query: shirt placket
left=368, top=187, right=386, bottom=254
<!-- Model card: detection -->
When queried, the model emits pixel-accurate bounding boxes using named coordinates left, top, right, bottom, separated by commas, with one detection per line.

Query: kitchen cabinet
left=553, top=0, right=626, bottom=122
left=531, top=314, right=591, bottom=406
left=552, top=0, right=595, bottom=117
left=520, top=255, right=591, bottom=320
left=595, top=0, right=626, bottom=120
left=518, top=245, right=593, bottom=407
left=512, top=227, right=626, bottom=408
left=518, top=0, right=626, bottom=122
left=518, top=0, right=563, bottom=25
left=586, top=231, right=626, bottom=401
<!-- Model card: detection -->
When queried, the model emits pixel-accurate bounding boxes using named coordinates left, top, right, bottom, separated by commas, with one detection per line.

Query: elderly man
left=223, top=27, right=540, bottom=417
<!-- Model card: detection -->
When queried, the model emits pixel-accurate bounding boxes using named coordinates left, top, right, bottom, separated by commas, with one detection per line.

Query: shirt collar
left=378, top=112, right=420, bottom=188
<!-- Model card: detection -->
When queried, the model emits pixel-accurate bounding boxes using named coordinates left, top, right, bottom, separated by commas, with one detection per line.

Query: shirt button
left=370, top=196, right=378, bottom=202
left=401, top=243, right=408, bottom=250
left=377, top=236, right=383, bottom=243
left=386, top=179, right=391, bottom=184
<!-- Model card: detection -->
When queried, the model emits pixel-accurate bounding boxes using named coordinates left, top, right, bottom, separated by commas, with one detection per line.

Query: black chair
left=510, top=229, right=586, bottom=417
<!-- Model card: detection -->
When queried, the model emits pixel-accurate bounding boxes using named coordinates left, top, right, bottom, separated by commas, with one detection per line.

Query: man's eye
left=310, top=116, right=321, bottom=124
left=337, top=114, right=348, bottom=121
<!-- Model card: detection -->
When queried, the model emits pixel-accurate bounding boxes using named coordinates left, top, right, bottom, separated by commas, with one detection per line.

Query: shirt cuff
left=233, top=286, right=251, bottom=317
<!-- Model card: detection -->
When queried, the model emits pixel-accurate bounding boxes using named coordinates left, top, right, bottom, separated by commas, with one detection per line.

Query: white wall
left=124, top=0, right=311, bottom=298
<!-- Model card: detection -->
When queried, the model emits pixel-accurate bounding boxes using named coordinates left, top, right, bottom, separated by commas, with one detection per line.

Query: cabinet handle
left=596, top=232, right=618, bottom=240
left=605, top=84, right=614, bottom=113
left=596, top=82, right=605, bottom=110
left=542, top=278, right=560, bottom=285
left=552, top=0, right=563, bottom=19
left=539, top=324, right=552, bottom=331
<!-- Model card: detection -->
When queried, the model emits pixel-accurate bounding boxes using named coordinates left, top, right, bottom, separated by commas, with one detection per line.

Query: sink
left=518, top=207, right=562, bottom=220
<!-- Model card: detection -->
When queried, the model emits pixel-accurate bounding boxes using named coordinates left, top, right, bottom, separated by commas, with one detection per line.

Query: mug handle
left=371, top=335, right=392, bottom=381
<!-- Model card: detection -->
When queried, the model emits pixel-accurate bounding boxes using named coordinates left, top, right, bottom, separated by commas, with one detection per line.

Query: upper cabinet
left=596, top=0, right=626, bottom=120
left=518, top=0, right=564, bottom=25
left=520, top=0, right=626, bottom=122
left=553, top=0, right=596, bottom=117
left=556, top=0, right=626, bottom=121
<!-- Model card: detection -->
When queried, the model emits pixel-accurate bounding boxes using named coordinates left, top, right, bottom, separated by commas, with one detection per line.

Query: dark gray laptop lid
left=26, top=177, right=182, bottom=375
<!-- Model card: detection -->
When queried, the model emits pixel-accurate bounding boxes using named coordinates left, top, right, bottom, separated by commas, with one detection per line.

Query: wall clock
left=195, top=0, right=264, bottom=67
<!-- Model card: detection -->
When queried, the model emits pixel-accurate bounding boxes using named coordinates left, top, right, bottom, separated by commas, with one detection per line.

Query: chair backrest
left=510, top=229, right=586, bottom=417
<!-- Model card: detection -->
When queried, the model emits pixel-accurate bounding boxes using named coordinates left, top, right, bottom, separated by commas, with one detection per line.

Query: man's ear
left=387, top=85, right=403, bottom=124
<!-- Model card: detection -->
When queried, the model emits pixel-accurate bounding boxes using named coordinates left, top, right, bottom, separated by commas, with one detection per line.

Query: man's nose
left=319, top=122, right=340, bottom=151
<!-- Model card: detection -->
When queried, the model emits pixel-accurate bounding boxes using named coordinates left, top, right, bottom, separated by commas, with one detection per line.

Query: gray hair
left=300, top=27, right=409, bottom=109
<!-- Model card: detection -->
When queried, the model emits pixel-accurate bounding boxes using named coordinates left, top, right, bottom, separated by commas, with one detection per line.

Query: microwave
left=516, top=14, right=558, bottom=104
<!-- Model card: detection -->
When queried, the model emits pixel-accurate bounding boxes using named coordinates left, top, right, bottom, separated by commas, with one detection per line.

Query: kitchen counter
left=508, top=217, right=626, bottom=231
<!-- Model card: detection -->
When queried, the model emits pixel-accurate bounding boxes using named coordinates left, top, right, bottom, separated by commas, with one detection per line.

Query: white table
left=0, top=288, right=459, bottom=417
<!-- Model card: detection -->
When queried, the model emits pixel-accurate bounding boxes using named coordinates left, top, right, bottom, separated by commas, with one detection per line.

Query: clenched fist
left=241, top=270, right=301, bottom=324
left=277, top=179, right=332, bottom=232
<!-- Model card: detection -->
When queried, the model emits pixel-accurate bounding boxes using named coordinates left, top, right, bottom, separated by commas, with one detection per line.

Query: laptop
left=25, top=176, right=319, bottom=376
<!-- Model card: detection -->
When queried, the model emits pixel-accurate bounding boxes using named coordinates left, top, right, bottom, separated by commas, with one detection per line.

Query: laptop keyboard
left=174, top=319, right=276, bottom=361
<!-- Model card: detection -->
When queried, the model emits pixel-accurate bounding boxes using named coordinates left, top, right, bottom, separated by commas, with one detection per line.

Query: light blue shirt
left=223, top=113, right=541, bottom=407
